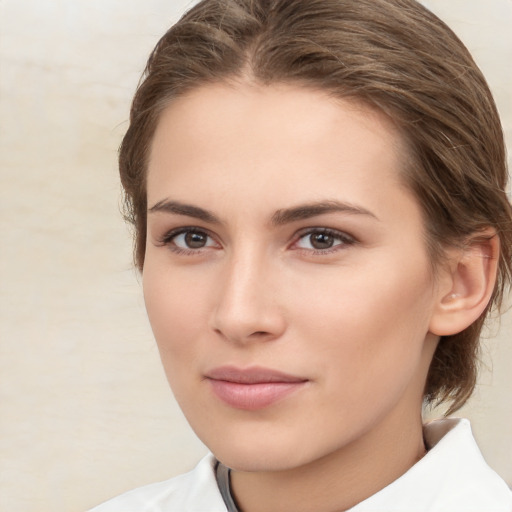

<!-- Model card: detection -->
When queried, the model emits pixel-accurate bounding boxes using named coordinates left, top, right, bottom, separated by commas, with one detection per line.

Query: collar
left=348, top=418, right=512, bottom=511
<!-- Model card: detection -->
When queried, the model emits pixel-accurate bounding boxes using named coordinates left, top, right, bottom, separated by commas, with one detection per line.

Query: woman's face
left=143, top=82, right=442, bottom=471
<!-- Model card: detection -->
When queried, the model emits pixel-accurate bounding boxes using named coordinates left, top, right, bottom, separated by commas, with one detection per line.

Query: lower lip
left=208, top=379, right=306, bottom=410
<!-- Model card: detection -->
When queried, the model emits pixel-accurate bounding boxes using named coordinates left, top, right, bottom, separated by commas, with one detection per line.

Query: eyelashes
left=157, top=227, right=219, bottom=255
left=293, top=227, right=356, bottom=253
left=157, top=226, right=357, bottom=256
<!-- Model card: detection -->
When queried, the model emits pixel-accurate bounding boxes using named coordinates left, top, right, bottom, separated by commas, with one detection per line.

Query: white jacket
left=89, top=418, right=512, bottom=512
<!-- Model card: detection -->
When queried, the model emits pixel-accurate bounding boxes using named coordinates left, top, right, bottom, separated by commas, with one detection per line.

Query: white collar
left=348, top=418, right=512, bottom=511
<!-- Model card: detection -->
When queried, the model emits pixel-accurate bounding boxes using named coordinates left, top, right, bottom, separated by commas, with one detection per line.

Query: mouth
left=204, top=366, right=309, bottom=410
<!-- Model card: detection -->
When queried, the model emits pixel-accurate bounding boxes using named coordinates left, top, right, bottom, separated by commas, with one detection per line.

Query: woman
left=90, top=0, right=512, bottom=510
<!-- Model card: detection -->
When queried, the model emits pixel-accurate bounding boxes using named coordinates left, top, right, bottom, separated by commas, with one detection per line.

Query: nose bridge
left=211, top=242, right=284, bottom=342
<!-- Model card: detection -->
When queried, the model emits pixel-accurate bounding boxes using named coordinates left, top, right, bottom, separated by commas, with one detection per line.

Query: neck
left=230, top=405, right=426, bottom=512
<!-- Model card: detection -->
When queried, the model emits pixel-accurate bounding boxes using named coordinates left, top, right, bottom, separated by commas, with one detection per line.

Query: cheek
left=288, top=256, right=435, bottom=383
left=142, top=263, right=207, bottom=363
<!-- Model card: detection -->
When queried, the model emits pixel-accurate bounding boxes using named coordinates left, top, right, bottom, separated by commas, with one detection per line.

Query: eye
left=160, top=228, right=219, bottom=252
left=174, top=231, right=213, bottom=249
left=294, top=228, right=355, bottom=252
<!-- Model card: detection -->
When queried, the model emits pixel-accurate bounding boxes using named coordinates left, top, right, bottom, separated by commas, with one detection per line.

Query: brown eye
left=184, top=232, right=208, bottom=248
left=167, top=229, right=218, bottom=251
left=294, top=228, right=355, bottom=252
left=309, top=232, right=335, bottom=249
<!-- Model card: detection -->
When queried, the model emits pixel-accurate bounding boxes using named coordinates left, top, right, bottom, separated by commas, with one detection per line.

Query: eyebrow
left=271, top=200, right=378, bottom=225
left=148, top=199, right=220, bottom=223
left=148, top=198, right=378, bottom=225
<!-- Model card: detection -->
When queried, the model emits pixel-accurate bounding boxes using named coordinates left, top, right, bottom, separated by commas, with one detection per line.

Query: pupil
left=185, top=232, right=206, bottom=248
left=311, top=233, right=333, bottom=249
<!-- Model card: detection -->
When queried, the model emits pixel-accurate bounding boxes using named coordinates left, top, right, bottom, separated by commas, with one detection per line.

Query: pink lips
left=205, top=366, right=308, bottom=410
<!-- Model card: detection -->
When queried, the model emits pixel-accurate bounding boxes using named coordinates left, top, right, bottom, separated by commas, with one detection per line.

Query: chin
left=217, top=448, right=302, bottom=473
left=204, top=429, right=324, bottom=472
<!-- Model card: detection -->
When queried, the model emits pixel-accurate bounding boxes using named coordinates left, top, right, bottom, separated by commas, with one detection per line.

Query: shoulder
left=88, top=454, right=227, bottom=512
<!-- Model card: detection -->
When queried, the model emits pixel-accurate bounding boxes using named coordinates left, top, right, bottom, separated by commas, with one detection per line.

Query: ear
left=429, top=228, right=499, bottom=336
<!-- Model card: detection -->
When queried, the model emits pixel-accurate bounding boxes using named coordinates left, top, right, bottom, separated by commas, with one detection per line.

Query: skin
left=143, top=82, right=456, bottom=511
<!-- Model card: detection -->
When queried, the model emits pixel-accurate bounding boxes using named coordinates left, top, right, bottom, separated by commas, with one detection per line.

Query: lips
left=205, top=366, right=308, bottom=410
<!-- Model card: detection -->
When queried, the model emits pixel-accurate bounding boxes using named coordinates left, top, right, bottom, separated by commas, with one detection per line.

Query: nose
left=210, top=250, right=286, bottom=344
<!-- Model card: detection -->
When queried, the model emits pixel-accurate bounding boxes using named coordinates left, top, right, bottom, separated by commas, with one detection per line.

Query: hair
left=119, top=0, right=512, bottom=413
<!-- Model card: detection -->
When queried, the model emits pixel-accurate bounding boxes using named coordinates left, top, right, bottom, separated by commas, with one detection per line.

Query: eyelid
left=157, top=226, right=221, bottom=251
left=155, top=225, right=356, bottom=254
left=290, top=227, right=357, bottom=252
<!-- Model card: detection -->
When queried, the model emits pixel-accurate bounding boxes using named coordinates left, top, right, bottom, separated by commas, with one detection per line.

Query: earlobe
left=429, top=229, right=499, bottom=336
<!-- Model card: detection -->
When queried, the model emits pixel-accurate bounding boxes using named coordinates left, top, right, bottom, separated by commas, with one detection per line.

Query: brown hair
left=119, top=0, right=512, bottom=413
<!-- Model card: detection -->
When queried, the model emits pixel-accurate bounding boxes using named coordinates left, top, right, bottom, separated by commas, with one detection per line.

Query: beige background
left=0, top=1, right=511, bottom=511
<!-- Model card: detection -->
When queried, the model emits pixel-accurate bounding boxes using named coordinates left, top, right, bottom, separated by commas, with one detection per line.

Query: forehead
left=151, top=82, right=404, bottom=148
left=147, top=82, right=417, bottom=223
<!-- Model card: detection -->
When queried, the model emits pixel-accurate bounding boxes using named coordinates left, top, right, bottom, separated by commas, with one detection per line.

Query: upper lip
left=205, top=366, right=308, bottom=384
